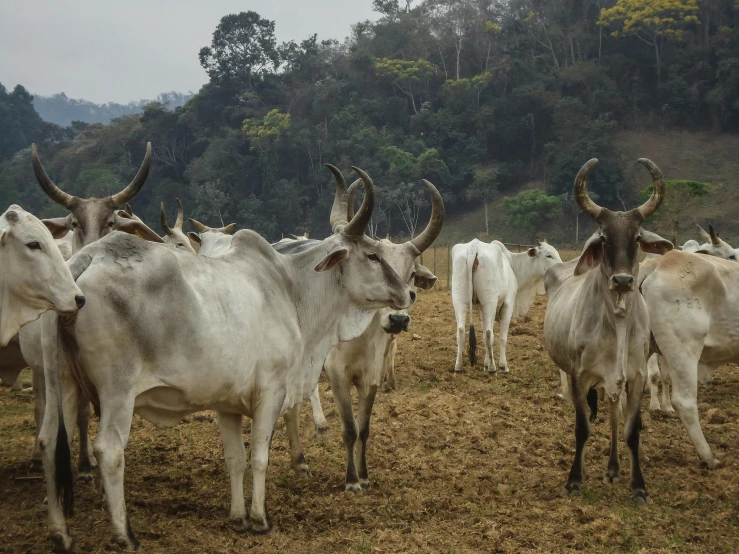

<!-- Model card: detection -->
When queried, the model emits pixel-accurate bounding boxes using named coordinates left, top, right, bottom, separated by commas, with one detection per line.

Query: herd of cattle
left=0, top=144, right=735, bottom=551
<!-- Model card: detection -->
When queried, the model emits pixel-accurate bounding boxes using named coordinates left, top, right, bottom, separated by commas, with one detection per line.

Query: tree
left=502, top=189, right=563, bottom=241
left=374, top=58, right=434, bottom=114
left=598, top=0, right=700, bottom=79
left=640, top=179, right=710, bottom=242
left=199, top=12, right=280, bottom=89
left=387, top=182, right=430, bottom=237
left=466, top=164, right=499, bottom=236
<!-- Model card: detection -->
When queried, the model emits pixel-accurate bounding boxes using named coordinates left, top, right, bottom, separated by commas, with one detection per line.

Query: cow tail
left=467, top=243, right=477, bottom=367
left=53, top=317, right=74, bottom=517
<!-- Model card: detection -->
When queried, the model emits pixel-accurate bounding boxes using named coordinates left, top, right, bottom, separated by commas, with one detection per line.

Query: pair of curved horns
left=160, top=199, right=185, bottom=236
left=188, top=217, right=236, bottom=235
left=574, top=158, right=665, bottom=220
left=31, top=142, right=152, bottom=208
left=697, top=223, right=721, bottom=246
left=326, top=165, right=375, bottom=238
left=344, top=176, right=445, bottom=253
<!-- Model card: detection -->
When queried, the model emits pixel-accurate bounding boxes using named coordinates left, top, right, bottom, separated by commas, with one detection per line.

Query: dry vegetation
left=1, top=289, right=738, bottom=553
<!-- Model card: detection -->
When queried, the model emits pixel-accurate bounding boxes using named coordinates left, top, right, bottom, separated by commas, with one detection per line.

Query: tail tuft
left=55, top=421, right=74, bottom=517
left=468, top=324, right=477, bottom=367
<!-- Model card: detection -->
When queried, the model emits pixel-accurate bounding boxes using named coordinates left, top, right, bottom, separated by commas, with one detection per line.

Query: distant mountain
left=32, top=91, right=193, bottom=127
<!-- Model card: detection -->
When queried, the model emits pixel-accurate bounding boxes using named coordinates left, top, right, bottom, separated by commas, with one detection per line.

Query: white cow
left=160, top=199, right=197, bottom=254
left=39, top=166, right=416, bottom=552
left=187, top=218, right=237, bottom=255
left=0, top=205, right=83, bottom=349
left=451, top=238, right=562, bottom=373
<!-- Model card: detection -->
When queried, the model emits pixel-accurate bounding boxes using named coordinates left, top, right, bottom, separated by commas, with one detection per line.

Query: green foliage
left=502, top=190, right=563, bottom=240
left=243, top=109, right=291, bottom=151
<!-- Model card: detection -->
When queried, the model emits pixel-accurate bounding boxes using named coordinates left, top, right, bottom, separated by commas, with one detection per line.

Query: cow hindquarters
left=216, top=412, right=248, bottom=532
left=94, top=392, right=138, bottom=550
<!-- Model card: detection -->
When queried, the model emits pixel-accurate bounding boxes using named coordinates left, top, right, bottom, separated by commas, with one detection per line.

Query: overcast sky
left=0, top=0, right=378, bottom=104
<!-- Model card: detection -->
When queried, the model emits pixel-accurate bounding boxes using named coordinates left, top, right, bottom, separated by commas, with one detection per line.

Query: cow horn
left=219, top=223, right=237, bottom=235
left=124, top=203, right=134, bottom=216
left=31, top=144, right=78, bottom=209
left=160, top=203, right=173, bottom=236
left=636, top=158, right=666, bottom=220
left=110, top=142, right=152, bottom=206
left=343, top=167, right=375, bottom=237
left=189, top=218, right=207, bottom=233
left=175, top=198, right=184, bottom=230
left=346, top=179, right=362, bottom=221
left=709, top=224, right=721, bottom=246
left=574, top=158, right=601, bottom=220
left=410, top=179, right=445, bottom=253
left=326, top=164, right=349, bottom=233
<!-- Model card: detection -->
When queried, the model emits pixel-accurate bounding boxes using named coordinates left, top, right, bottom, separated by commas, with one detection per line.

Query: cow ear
left=223, top=223, right=237, bottom=235
left=413, top=263, right=437, bottom=290
left=527, top=247, right=537, bottom=257
left=187, top=232, right=201, bottom=244
left=314, top=248, right=348, bottom=272
left=115, top=217, right=165, bottom=243
left=574, top=233, right=604, bottom=276
left=42, top=217, right=71, bottom=239
left=639, top=229, right=673, bottom=255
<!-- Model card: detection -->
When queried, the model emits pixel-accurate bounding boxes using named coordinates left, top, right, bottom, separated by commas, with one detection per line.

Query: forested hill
left=1, top=0, right=738, bottom=246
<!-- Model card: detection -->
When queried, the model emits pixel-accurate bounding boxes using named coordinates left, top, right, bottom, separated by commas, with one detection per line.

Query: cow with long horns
left=38, top=166, right=416, bottom=551
left=543, top=159, right=672, bottom=504
left=160, top=199, right=197, bottom=253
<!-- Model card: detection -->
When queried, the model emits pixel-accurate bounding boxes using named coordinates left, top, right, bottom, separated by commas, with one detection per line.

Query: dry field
left=1, top=289, right=738, bottom=553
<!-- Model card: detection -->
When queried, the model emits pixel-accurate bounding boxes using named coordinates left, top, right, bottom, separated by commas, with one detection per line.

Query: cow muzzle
left=383, top=313, right=411, bottom=335
left=610, top=274, right=634, bottom=292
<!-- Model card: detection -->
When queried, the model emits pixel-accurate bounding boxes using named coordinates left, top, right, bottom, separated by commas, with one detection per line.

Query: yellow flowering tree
left=242, top=109, right=291, bottom=153
left=374, top=58, right=434, bottom=114
left=598, top=0, right=700, bottom=79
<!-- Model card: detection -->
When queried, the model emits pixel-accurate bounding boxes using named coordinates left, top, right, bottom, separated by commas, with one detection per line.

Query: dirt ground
left=1, top=289, right=738, bottom=553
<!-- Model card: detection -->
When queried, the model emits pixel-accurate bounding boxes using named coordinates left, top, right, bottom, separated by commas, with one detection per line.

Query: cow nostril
left=75, top=295, right=86, bottom=309
left=611, top=275, right=634, bottom=288
left=409, top=290, right=416, bottom=302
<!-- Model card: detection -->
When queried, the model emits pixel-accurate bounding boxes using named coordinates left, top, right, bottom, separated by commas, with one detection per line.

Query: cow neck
left=287, top=239, right=375, bottom=352
left=507, top=251, right=542, bottom=317
left=0, top=274, right=45, bottom=347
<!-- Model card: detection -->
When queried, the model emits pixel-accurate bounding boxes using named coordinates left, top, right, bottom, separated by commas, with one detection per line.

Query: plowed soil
left=1, top=290, right=738, bottom=553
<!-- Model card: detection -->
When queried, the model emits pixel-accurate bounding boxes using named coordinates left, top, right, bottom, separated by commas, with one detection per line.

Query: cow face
left=0, top=206, right=84, bottom=344
left=695, top=225, right=738, bottom=261
left=32, top=143, right=160, bottom=254
left=573, top=159, right=672, bottom=292
left=526, top=240, right=563, bottom=295
left=160, top=200, right=197, bottom=254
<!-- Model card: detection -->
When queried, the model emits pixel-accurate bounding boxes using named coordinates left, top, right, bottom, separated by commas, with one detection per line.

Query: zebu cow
left=639, top=251, right=739, bottom=468
left=544, top=158, right=672, bottom=504
left=452, top=238, right=562, bottom=373
left=0, top=205, right=84, bottom=349
left=15, top=143, right=158, bottom=476
left=187, top=218, right=237, bottom=255
left=39, top=167, right=416, bottom=551
left=160, top=199, right=197, bottom=254
left=275, top=173, right=443, bottom=490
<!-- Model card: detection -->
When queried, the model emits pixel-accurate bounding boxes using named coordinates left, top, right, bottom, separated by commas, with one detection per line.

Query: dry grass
left=1, top=291, right=739, bottom=553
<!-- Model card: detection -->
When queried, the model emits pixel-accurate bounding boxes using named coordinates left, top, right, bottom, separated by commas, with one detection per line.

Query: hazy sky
left=0, top=0, right=378, bottom=104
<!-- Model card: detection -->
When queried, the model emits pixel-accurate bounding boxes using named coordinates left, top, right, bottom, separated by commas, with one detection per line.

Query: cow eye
left=26, top=241, right=41, bottom=250
left=71, top=220, right=79, bottom=228
left=411, top=271, right=416, bottom=279
left=368, top=253, right=380, bottom=262
left=730, top=255, right=737, bottom=260
left=546, top=255, right=554, bottom=259
left=177, top=243, right=184, bottom=247
left=108, top=221, right=115, bottom=228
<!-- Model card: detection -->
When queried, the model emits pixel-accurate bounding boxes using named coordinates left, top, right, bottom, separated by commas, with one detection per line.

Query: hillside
left=441, top=131, right=739, bottom=249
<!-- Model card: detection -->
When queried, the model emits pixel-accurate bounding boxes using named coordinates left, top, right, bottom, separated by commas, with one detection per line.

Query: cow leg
left=647, top=354, right=661, bottom=411
left=623, top=374, right=651, bottom=505
left=453, top=305, right=467, bottom=372
left=660, top=358, right=674, bottom=413
left=327, top=365, right=360, bottom=491
left=94, top=395, right=138, bottom=550
left=383, top=339, right=398, bottom=392
left=77, top=397, right=97, bottom=483
left=497, top=301, right=514, bottom=373
left=480, top=303, right=496, bottom=373
left=248, top=397, right=284, bottom=534
left=604, top=396, right=620, bottom=484
left=309, top=384, right=329, bottom=439
left=283, top=404, right=311, bottom=477
left=31, top=368, right=46, bottom=472
left=562, top=378, right=590, bottom=497
left=665, top=355, right=719, bottom=467
left=216, top=411, right=248, bottom=532
left=356, top=384, right=378, bottom=488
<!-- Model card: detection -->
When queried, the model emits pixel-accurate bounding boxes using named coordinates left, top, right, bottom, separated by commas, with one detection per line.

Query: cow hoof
left=294, top=464, right=312, bottom=479
left=359, top=479, right=370, bottom=489
left=384, top=384, right=395, bottom=393
left=30, top=458, right=44, bottom=473
left=632, top=490, right=652, bottom=506
left=603, top=471, right=619, bottom=485
left=230, top=517, right=250, bottom=533
left=561, top=483, right=582, bottom=498
left=40, top=497, right=48, bottom=513
left=78, top=472, right=94, bottom=484
left=314, top=425, right=329, bottom=440
left=453, top=368, right=464, bottom=374
left=49, top=533, right=76, bottom=553
left=345, top=482, right=362, bottom=493
left=249, top=516, right=272, bottom=534
left=499, top=367, right=510, bottom=374
left=700, top=457, right=721, bottom=469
